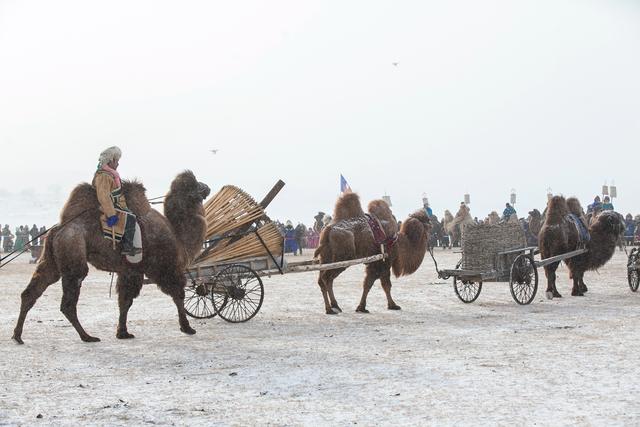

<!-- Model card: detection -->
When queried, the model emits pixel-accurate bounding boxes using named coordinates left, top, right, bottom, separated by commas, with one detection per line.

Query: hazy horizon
left=1, top=0, right=639, bottom=227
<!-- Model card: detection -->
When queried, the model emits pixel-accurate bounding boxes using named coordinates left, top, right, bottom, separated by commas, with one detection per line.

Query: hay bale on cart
left=462, top=222, right=526, bottom=273
left=435, top=221, right=539, bottom=305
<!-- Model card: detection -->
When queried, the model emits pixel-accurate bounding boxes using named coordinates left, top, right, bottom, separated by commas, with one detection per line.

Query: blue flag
left=340, top=174, right=351, bottom=193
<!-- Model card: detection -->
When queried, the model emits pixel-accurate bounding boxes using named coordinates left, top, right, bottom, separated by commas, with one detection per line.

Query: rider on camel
left=92, top=146, right=142, bottom=260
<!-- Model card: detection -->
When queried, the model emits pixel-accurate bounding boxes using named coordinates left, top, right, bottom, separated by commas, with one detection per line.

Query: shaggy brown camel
left=314, top=193, right=431, bottom=314
left=538, top=196, right=624, bottom=299
left=12, top=170, right=210, bottom=344
left=527, top=209, right=542, bottom=236
left=446, top=204, right=474, bottom=247
left=486, top=211, right=501, bottom=225
left=442, top=210, right=455, bottom=248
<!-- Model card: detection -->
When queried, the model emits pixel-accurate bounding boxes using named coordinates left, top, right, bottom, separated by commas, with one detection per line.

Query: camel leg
left=380, top=272, right=401, bottom=310
left=318, top=271, right=341, bottom=314
left=170, top=286, right=196, bottom=335
left=571, top=271, right=585, bottom=296
left=543, top=262, right=562, bottom=299
left=579, top=276, right=588, bottom=294
left=60, top=275, right=100, bottom=342
left=326, top=282, right=342, bottom=313
left=156, top=277, right=196, bottom=335
left=116, top=272, right=143, bottom=339
left=356, top=271, right=377, bottom=313
left=317, top=274, right=333, bottom=314
left=326, top=269, right=344, bottom=313
left=12, top=261, right=60, bottom=344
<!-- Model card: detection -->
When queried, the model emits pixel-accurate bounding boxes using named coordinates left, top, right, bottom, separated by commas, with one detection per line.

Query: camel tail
left=314, top=226, right=332, bottom=260
left=35, top=226, right=58, bottom=267
left=545, top=195, right=568, bottom=225
left=333, top=193, right=364, bottom=222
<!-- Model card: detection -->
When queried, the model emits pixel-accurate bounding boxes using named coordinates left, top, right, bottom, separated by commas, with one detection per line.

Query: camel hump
left=60, top=183, right=100, bottom=222
left=367, top=200, right=394, bottom=222
left=566, top=197, right=584, bottom=217
left=333, top=192, right=364, bottom=222
left=544, top=195, right=569, bottom=224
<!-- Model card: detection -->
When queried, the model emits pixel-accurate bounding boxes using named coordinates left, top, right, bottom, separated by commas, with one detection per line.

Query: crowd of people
left=1, top=224, right=47, bottom=253
left=273, top=194, right=640, bottom=256
left=426, top=194, right=640, bottom=249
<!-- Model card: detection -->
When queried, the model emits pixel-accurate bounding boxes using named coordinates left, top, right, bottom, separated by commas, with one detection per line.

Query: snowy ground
left=1, top=248, right=639, bottom=426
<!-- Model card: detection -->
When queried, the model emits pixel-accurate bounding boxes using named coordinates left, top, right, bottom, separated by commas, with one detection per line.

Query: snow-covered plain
left=1, top=249, right=639, bottom=426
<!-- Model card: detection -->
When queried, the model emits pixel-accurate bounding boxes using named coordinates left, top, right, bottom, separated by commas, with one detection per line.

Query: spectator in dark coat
left=295, top=223, right=307, bottom=255
left=624, top=214, right=636, bottom=246
left=30, top=224, right=39, bottom=246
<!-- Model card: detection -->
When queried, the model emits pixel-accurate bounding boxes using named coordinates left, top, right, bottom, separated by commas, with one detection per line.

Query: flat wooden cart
left=431, top=221, right=588, bottom=305
left=184, top=251, right=386, bottom=323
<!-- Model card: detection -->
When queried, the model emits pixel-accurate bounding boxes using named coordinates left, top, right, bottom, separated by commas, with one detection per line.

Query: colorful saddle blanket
left=364, top=214, right=398, bottom=252
left=566, top=214, right=590, bottom=243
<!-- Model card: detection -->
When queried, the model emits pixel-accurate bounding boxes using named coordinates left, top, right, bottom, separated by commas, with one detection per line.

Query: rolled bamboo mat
left=198, top=222, right=284, bottom=264
left=204, top=185, right=265, bottom=239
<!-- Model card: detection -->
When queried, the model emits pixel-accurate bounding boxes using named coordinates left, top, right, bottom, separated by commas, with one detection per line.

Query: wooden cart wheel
left=628, top=249, right=640, bottom=292
left=453, top=276, right=482, bottom=303
left=509, top=253, right=538, bottom=305
left=184, top=281, right=218, bottom=319
left=211, top=264, right=264, bottom=323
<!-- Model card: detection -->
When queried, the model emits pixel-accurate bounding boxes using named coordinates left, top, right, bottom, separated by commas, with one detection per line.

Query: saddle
left=100, top=210, right=144, bottom=264
left=566, top=214, right=590, bottom=244
left=364, top=213, right=398, bottom=253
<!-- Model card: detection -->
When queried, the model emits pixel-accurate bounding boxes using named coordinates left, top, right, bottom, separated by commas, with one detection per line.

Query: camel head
left=168, top=170, right=211, bottom=203
left=443, top=210, right=454, bottom=223
left=405, top=209, right=432, bottom=237
left=391, top=209, right=432, bottom=278
left=590, top=211, right=625, bottom=238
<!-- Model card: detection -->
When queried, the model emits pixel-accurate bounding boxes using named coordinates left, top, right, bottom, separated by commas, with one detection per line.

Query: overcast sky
left=1, top=0, right=639, bottom=227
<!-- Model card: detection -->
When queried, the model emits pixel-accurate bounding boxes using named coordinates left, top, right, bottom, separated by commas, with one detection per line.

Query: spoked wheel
left=211, top=264, right=264, bottom=323
left=184, top=280, right=218, bottom=319
left=628, top=249, right=640, bottom=292
left=453, top=277, right=482, bottom=303
left=509, top=254, right=538, bottom=305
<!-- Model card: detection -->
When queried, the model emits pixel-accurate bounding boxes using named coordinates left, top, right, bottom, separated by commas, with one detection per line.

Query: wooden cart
left=431, top=221, right=588, bottom=305
left=182, top=181, right=388, bottom=322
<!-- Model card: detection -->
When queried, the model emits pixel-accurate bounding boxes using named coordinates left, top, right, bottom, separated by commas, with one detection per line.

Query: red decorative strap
left=365, top=214, right=397, bottom=252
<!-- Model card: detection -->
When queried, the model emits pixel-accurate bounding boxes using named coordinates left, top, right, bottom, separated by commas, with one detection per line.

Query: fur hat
left=98, top=146, right=122, bottom=168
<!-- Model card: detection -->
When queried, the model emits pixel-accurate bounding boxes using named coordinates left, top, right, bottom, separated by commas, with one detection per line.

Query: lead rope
left=109, top=272, right=115, bottom=298
left=429, top=246, right=448, bottom=280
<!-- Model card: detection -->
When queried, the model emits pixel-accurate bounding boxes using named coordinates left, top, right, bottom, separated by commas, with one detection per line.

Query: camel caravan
left=7, top=147, right=631, bottom=343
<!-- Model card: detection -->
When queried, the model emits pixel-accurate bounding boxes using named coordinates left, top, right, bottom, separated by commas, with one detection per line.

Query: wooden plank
left=282, top=254, right=385, bottom=273
left=439, top=269, right=498, bottom=281
left=497, top=246, right=539, bottom=256
left=536, top=248, right=588, bottom=268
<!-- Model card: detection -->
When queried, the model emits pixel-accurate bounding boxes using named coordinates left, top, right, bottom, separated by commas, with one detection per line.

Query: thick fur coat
left=538, top=195, right=624, bottom=298
left=13, top=170, right=210, bottom=344
left=313, top=193, right=431, bottom=314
